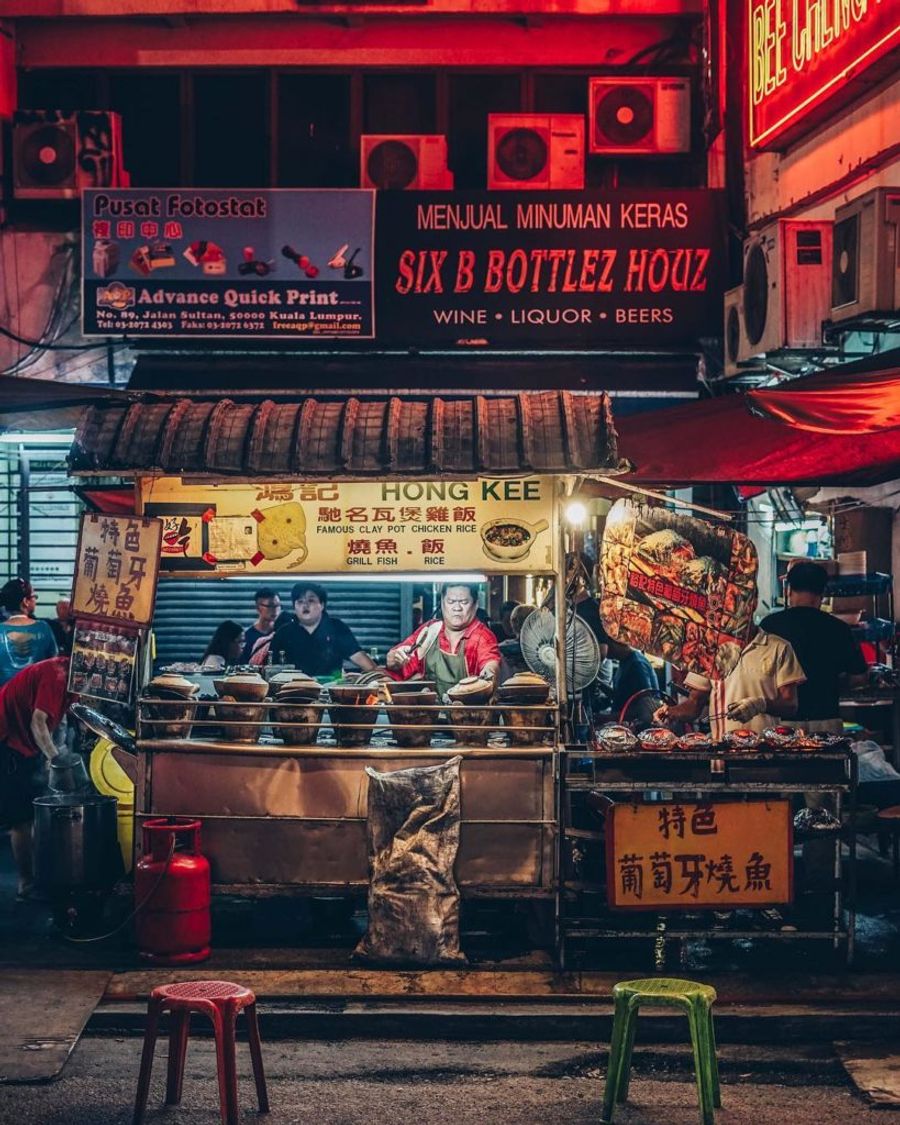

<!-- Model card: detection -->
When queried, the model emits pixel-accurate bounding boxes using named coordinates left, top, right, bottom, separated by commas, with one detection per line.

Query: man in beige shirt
left=655, top=628, right=806, bottom=740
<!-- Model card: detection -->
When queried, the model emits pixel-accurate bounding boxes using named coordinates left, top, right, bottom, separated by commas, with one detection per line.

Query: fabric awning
left=747, top=365, right=900, bottom=434
left=616, top=363, right=900, bottom=487
left=0, top=373, right=126, bottom=432
left=69, top=390, right=619, bottom=478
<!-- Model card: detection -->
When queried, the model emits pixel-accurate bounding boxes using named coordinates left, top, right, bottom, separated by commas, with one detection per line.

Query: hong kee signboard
left=139, top=475, right=557, bottom=576
left=749, top=0, right=900, bottom=149
left=607, top=800, right=793, bottom=910
left=376, top=190, right=725, bottom=346
left=81, top=188, right=724, bottom=346
left=82, top=189, right=375, bottom=339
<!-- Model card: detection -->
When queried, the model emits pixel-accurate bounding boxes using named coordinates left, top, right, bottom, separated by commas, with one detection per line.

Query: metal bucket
left=33, top=794, right=122, bottom=893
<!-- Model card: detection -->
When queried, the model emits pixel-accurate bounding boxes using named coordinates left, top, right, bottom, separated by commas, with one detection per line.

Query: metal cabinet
left=558, top=747, right=857, bottom=969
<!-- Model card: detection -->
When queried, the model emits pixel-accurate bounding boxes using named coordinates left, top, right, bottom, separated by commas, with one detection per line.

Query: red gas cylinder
left=135, top=818, right=211, bottom=964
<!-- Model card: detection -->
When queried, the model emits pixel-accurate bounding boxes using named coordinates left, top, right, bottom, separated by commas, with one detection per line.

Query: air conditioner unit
left=739, top=220, right=832, bottom=359
left=831, top=187, right=900, bottom=322
left=360, top=135, right=449, bottom=190
left=723, top=286, right=749, bottom=377
left=13, top=109, right=125, bottom=199
left=487, top=114, right=584, bottom=191
left=588, top=77, right=690, bottom=155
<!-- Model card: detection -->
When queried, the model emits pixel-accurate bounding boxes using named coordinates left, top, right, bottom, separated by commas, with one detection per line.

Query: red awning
left=748, top=365, right=900, bottom=434
left=617, top=369, right=900, bottom=487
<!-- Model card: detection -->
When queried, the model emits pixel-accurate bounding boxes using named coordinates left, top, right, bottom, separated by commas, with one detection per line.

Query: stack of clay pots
left=269, top=673, right=322, bottom=745
left=446, top=676, right=495, bottom=744
left=142, top=673, right=199, bottom=738
left=214, top=671, right=268, bottom=743
left=328, top=680, right=381, bottom=747
left=382, top=680, right=439, bottom=747
left=496, top=672, right=552, bottom=745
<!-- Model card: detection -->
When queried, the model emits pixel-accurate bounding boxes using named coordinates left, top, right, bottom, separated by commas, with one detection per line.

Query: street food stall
left=68, top=389, right=619, bottom=912
left=558, top=499, right=858, bottom=966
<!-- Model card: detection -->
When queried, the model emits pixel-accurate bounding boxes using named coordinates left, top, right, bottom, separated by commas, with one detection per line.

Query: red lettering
left=454, top=250, right=476, bottom=293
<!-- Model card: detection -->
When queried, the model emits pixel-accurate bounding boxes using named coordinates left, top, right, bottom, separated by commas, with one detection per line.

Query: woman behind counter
left=200, top=620, right=245, bottom=672
left=0, top=579, right=57, bottom=687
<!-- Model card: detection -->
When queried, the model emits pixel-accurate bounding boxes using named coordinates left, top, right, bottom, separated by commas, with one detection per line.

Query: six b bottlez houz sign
left=81, top=188, right=725, bottom=346
left=375, top=189, right=726, bottom=346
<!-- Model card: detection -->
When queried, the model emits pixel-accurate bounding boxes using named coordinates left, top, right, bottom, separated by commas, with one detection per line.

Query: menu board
left=607, top=800, right=792, bottom=910
left=140, top=476, right=557, bottom=576
left=599, top=501, right=758, bottom=680
left=68, top=621, right=138, bottom=705
left=72, top=513, right=163, bottom=628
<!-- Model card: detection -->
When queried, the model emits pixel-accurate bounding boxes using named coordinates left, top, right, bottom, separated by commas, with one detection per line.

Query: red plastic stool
left=133, top=980, right=269, bottom=1125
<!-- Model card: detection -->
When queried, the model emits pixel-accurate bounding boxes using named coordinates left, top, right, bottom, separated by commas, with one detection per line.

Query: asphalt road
left=0, top=1037, right=889, bottom=1124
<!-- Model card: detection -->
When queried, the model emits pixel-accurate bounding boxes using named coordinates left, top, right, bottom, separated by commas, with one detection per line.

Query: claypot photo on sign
left=479, top=517, right=549, bottom=562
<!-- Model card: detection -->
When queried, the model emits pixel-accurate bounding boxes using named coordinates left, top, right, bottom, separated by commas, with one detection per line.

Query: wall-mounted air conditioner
left=360, top=135, right=450, bottom=190
left=13, top=109, right=126, bottom=198
left=723, top=286, right=749, bottom=377
left=739, top=220, right=833, bottom=358
left=831, top=187, right=900, bottom=322
left=588, top=77, right=690, bottom=155
left=487, top=114, right=584, bottom=190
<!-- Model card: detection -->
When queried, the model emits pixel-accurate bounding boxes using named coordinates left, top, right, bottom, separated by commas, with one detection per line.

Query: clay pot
left=502, top=705, right=552, bottom=745
left=142, top=686, right=196, bottom=739
left=384, top=689, right=439, bottom=747
left=328, top=683, right=380, bottom=747
left=219, top=672, right=269, bottom=702
left=271, top=699, right=322, bottom=745
left=215, top=695, right=261, bottom=743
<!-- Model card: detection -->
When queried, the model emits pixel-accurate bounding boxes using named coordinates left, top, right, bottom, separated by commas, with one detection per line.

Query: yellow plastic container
left=90, top=737, right=136, bottom=873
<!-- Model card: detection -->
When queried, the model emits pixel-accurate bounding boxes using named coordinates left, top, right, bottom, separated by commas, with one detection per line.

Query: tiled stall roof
left=69, top=391, right=619, bottom=478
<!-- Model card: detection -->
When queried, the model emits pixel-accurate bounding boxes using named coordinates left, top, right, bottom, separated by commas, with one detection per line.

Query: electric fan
left=519, top=608, right=601, bottom=696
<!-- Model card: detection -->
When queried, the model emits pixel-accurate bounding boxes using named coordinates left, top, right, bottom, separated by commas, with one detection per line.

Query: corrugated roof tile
left=69, top=391, right=617, bottom=477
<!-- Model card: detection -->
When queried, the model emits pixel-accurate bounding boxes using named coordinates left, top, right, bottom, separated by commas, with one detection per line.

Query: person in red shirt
left=0, top=656, right=70, bottom=898
left=386, top=584, right=501, bottom=701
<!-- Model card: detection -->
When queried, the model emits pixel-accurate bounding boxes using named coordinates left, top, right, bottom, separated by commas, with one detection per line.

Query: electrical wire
left=61, top=835, right=176, bottom=944
left=0, top=324, right=112, bottom=353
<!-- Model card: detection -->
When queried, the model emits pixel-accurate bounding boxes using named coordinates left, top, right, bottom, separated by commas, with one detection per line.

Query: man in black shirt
left=761, top=561, right=867, bottom=732
left=270, top=582, right=376, bottom=678
left=240, top=587, right=282, bottom=663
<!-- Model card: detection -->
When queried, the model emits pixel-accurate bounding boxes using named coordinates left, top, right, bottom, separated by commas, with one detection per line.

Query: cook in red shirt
left=0, top=656, right=71, bottom=898
left=386, top=584, right=500, bottom=701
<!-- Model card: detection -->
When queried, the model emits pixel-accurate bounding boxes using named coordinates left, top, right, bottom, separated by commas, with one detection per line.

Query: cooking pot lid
left=70, top=702, right=137, bottom=756
left=34, top=792, right=117, bottom=808
left=447, top=676, right=492, bottom=698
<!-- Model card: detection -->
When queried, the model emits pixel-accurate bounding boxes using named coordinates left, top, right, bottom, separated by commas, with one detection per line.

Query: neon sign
left=748, top=0, right=900, bottom=149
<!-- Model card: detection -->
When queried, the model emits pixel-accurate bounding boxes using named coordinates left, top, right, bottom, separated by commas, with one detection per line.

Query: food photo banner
left=375, top=189, right=726, bottom=346
left=607, top=800, right=792, bottom=910
left=599, top=501, right=758, bottom=681
left=140, top=476, right=556, bottom=576
left=81, top=189, right=376, bottom=339
left=81, top=188, right=724, bottom=345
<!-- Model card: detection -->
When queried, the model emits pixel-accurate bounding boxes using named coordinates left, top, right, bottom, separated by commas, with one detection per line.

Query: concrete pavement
left=0, top=1036, right=890, bottom=1123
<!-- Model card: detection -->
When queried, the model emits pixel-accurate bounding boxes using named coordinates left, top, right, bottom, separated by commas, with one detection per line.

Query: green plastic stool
left=601, top=978, right=721, bottom=1125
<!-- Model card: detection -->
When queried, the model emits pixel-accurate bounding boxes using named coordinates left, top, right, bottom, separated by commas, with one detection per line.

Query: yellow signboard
left=71, top=513, right=163, bottom=628
left=139, top=476, right=557, bottom=575
left=607, top=800, right=792, bottom=910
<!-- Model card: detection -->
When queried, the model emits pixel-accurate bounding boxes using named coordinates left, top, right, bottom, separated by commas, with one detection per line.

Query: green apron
left=426, top=637, right=468, bottom=701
